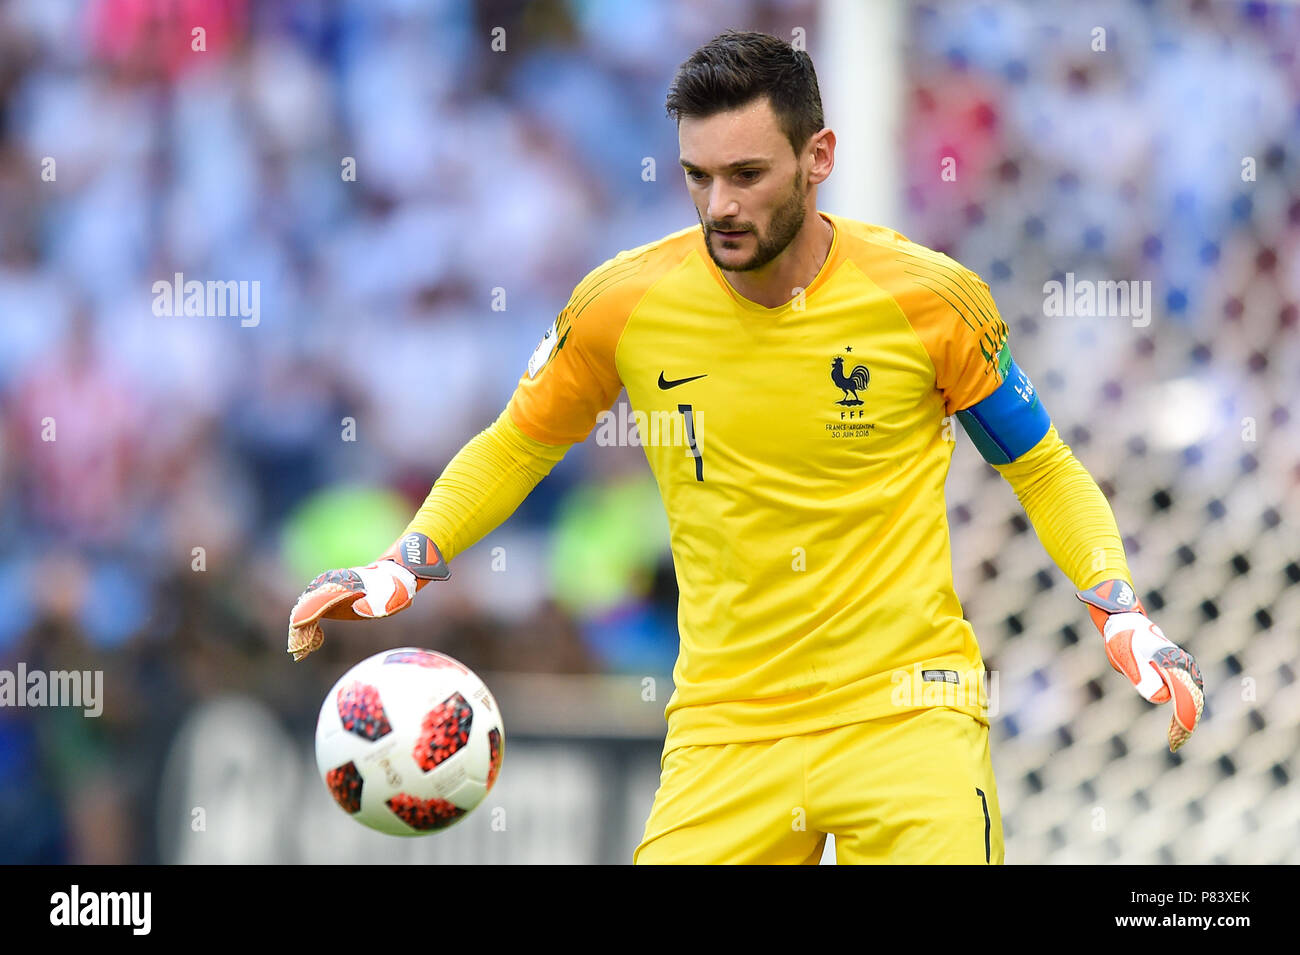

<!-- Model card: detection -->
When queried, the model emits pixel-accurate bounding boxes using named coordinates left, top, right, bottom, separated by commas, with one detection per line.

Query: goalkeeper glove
left=1076, top=579, right=1204, bottom=752
left=287, top=531, right=450, bottom=662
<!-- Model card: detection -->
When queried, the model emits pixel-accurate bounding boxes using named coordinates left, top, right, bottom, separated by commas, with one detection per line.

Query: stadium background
left=0, top=0, right=1296, bottom=864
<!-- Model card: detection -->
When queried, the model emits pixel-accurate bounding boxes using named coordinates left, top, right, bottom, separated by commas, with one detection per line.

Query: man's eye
left=738, top=170, right=760, bottom=182
left=687, top=170, right=708, bottom=182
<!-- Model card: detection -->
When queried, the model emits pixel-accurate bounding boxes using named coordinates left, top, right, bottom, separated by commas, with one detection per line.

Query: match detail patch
left=922, top=669, right=960, bottom=684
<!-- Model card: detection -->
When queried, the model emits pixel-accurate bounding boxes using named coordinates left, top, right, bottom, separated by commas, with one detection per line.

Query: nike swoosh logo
left=658, top=372, right=708, bottom=390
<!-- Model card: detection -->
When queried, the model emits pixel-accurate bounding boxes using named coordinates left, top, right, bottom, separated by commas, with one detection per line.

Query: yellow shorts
left=633, top=706, right=1003, bottom=864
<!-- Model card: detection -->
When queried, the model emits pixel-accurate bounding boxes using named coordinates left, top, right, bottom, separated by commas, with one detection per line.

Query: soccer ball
left=315, top=647, right=504, bottom=835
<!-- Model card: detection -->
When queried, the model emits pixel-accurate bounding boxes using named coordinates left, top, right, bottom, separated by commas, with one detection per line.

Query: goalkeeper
left=288, top=31, right=1203, bottom=864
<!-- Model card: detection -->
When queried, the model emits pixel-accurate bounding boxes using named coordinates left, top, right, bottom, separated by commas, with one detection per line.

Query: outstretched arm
left=287, top=250, right=637, bottom=660
left=958, top=360, right=1204, bottom=752
left=285, top=410, right=567, bottom=660
left=404, top=408, right=569, bottom=563
left=889, top=252, right=1204, bottom=751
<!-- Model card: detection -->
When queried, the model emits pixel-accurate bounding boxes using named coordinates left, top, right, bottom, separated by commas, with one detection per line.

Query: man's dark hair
left=665, top=30, right=824, bottom=156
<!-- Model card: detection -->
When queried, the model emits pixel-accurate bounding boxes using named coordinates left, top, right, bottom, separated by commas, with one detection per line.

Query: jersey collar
left=700, top=210, right=842, bottom=314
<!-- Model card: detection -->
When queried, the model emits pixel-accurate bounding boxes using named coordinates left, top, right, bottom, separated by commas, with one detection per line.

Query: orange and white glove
left=287, top=531, right=450, bottom=661
left=1076, top=579, right=1204, bottom=752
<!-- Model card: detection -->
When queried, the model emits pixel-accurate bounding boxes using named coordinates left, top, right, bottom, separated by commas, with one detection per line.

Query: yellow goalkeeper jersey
left=508, top=212, right=1011, bottom=754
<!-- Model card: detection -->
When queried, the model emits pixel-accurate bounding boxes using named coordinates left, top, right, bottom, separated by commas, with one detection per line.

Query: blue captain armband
left=955, top=355, right=1051, bottom=465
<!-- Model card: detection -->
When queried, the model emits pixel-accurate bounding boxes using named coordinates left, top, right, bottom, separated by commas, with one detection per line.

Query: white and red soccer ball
left=315, top=648, right=504, bottom=835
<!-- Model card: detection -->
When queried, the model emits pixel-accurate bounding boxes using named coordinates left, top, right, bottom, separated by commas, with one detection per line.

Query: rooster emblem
left=831, top=355, right=870, bottom=406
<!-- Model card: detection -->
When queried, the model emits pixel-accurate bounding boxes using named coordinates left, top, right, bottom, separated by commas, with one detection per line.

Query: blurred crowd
left=1, top=0, right=1297, bottom=863
left=0, top=0, right=812, bottom=863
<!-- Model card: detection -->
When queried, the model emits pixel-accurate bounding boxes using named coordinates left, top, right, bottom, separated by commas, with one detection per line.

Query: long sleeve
left=408, top=247, right=654, bottom=562
left=403, top=408, right=570, bottom=562
left=991, top=424, right=1133, bottom=590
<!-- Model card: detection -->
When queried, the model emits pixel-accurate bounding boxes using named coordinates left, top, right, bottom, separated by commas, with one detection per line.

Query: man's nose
left=706, top=184, right=740, bottom=223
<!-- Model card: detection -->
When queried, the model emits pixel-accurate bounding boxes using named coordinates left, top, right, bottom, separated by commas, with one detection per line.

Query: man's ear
left=807, top=128, right=835, bottom=186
